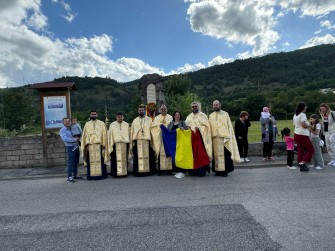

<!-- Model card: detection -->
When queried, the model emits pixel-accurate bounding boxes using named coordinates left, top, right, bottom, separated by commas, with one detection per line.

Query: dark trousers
left=263, top=133, right=274, bottom=158
left=287, top=150, right=294, bottom=167
left=66, top=146, right=79, bottom=178
left=237, top=138, right=248, bottom=158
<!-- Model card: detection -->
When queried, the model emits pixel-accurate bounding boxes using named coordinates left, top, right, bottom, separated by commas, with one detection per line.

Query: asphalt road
left=1, top=167, right=335, bottom=250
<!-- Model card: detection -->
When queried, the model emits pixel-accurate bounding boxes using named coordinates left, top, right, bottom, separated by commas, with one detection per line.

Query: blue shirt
left=60, top=126, right=77, bottom=147
left=70, top=123, right=82, bottom=136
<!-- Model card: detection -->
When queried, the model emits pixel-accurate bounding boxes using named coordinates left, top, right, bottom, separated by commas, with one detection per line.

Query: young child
left=70, top=117, right=82, bottom=151
left=309, top=114, right=324, bottom=170
left=281, top=127, right=296, bottom=170
left=261, top=107, right=271, bottom=131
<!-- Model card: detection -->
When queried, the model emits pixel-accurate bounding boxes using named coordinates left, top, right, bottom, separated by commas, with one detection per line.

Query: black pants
left=287, top=150, right=294, bottom=167
left=237, top=138, right=248, bottom=158
left=263, top=141, right=273, bottom=158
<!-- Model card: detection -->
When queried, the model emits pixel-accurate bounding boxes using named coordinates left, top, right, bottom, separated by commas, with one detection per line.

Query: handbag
left=319, top=139, right=325, bottom=147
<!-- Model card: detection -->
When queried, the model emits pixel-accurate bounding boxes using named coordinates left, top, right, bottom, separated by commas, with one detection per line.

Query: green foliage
left=2, top=44, right=335, bottom=135
left=166, top=92, right=202, bottom=118
left=164, top=74, right=191, bottom=95
left=0, top=88, right=35, bottom=131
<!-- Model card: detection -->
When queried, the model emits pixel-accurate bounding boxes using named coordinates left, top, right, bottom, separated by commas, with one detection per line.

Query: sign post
left=30, top=82, right=76, bottom=167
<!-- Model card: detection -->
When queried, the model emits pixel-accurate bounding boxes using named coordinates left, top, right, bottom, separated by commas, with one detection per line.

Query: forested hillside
left=1, top=44, right=335, bottom=131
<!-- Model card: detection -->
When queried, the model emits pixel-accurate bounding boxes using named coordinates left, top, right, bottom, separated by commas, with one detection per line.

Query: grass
left=0, top=120, right=295, bottom=143
left=244, top=120, right=294, bottom=143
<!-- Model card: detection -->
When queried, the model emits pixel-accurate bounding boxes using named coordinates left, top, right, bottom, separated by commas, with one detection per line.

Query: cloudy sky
left=1, top=0, right=335, bottom=88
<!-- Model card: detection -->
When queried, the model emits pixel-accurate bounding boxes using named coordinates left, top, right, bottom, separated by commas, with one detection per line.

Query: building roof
left=29, top=82, right=77, bottom=91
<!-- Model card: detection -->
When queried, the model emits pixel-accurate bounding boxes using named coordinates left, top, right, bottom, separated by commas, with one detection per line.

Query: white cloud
left=283, top=42, right=290, bottom=47
left=274, top=0, right=335, bottom=17
left=0, top=0, right=165, bottom=87
left=52, top=0, right=78, bottom=23
left=208, top=56, right=234, bottom=67
left=300, top=34, right=335, bottom=49
left=186, top=0, right=279, bottom=56
left=320, top=20, right=335, bottom=29
left=315, top=29, right=322, bottom=35
left=185, top=0, right=335, bottom=57
left=167, top=63, right=205, bottom=75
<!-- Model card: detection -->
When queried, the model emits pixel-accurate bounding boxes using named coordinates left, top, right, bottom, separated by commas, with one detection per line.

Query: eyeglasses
left=192, top=106, right=198, bottom=108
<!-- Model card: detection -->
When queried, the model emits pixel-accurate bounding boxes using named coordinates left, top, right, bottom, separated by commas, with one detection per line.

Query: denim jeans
left=66, top=146, right=79, bottom=178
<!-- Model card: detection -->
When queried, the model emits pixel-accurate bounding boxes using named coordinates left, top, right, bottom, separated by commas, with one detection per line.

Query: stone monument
left=138, top=74, right=166, bottom=117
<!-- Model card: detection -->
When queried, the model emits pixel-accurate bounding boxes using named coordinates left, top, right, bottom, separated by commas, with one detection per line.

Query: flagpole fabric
left=161, top=125, right=209, bottom=169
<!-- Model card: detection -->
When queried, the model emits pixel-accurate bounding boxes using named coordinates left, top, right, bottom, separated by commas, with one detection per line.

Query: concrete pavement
left=1, top=165, right=335, bottom=250
left=0, top=154, right=293, bottom=180
left=0, top=153, right=332, bottom=180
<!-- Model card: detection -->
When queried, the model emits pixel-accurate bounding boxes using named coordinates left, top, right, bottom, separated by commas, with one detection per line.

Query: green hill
left=1, top=44, right=335, bottom=131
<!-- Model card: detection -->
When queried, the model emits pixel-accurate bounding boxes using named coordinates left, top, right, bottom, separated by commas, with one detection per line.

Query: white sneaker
left=287, top=166, right=297, bottom=170
left=239, top=158, right=245, bottom=163
left=308, top=165, right=315, bottom=168
left=175, top=172, right=185, bottom=178
left=315, top=166, right=323, bottom=170
left=332, top=162, right=335, bottom=167
left=327, top=160, right=335, bottom=165
left=244, top=158, right=250, bottom=163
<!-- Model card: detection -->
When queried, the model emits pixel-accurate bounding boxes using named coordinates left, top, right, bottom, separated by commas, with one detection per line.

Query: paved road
left=1, top=167, right=335, bottom=250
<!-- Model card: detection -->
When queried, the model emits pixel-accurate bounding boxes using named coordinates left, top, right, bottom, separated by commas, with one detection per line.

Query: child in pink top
left=281, top=127, right=296, bottom=170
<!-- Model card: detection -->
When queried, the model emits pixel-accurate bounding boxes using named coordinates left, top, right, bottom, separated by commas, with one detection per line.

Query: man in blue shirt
left=60, top=117, right=83, bottom=183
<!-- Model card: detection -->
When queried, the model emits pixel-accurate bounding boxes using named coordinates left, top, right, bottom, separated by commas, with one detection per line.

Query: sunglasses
left=192, top=106, right=198, bottom=108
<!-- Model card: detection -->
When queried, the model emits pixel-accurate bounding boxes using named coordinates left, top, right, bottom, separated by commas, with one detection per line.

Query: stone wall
left=0, top=135, right=67, bottom=169
left=0, top=135, right=287, bottom=169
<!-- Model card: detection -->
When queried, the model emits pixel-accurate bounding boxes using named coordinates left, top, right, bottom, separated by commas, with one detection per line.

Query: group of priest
left=61, top=100, right=240, bottom=181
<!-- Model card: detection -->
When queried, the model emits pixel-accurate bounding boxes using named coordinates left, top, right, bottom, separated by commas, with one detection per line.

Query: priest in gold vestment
left=151, top=105, right=173, bottom=175
left=81, top=110, right=109, bottom=180
left=129, top=105, right=156, bottom=176
left=185, top=102, right=212, bottom=176
left=108, top=112, right=130, bottom=178
left=209, top=100, right=240, bottom=177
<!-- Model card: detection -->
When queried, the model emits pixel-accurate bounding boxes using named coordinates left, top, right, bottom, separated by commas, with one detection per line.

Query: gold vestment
left=129, top=116, right=152, bottom=173
left=81, top=119, right=108, bottom=177
left=209, top=110, right=240, bottom=171
left=151, top=114, right=173, bottom=170
left=108, top=121, right=130, bottom=176
left=185, top=112, right=212, bottom=159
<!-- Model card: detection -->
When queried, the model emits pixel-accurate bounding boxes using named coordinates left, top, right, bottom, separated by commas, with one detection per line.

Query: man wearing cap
left=108, top=112, right=130, bottom=177
left=129, top=104, right=156, bottom=176
left=151, top=104, right=173, bottom=175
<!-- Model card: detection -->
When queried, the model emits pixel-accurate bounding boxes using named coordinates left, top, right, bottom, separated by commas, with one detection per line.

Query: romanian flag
left=160, top=125, right=210, bottom=169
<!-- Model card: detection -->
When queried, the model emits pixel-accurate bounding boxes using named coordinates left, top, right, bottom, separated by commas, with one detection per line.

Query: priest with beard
left=81, top=110, right=109, bottom=180
left=108, top=112, right=130, bottom=178
left=150, top=104, right=173, bottom=175
left=129, top=104, right=156, bottom=176
left=209, top=100, right=240, bottom=177
left=185, top=102, right=212, bottom=176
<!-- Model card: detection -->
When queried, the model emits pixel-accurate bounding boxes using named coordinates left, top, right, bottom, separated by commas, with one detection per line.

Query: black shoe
left=73, top=176, right=84, bottom=180
left=299, top=164, right=309, bottom=172
left=157, top=172, right=162, bottom=176
left=222, top=173, right=228, bottom=177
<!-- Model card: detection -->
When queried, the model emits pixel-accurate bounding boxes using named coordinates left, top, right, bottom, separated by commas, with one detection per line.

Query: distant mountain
left=2, top=44, right=335, bottom=129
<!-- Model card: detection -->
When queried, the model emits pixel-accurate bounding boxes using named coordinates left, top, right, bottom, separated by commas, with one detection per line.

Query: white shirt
left=310, top=123, right=321, bottom=139
left=293, top=113, right=309, bottom=136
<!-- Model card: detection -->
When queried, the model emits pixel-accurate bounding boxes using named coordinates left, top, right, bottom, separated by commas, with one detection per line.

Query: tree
left=1, top=89, right=35, bottom=130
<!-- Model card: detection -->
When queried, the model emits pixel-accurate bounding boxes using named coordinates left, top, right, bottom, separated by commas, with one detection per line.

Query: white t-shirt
left=293, top=113, right=310, bottom=136
left=310, top=123, right=321, bottom=139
